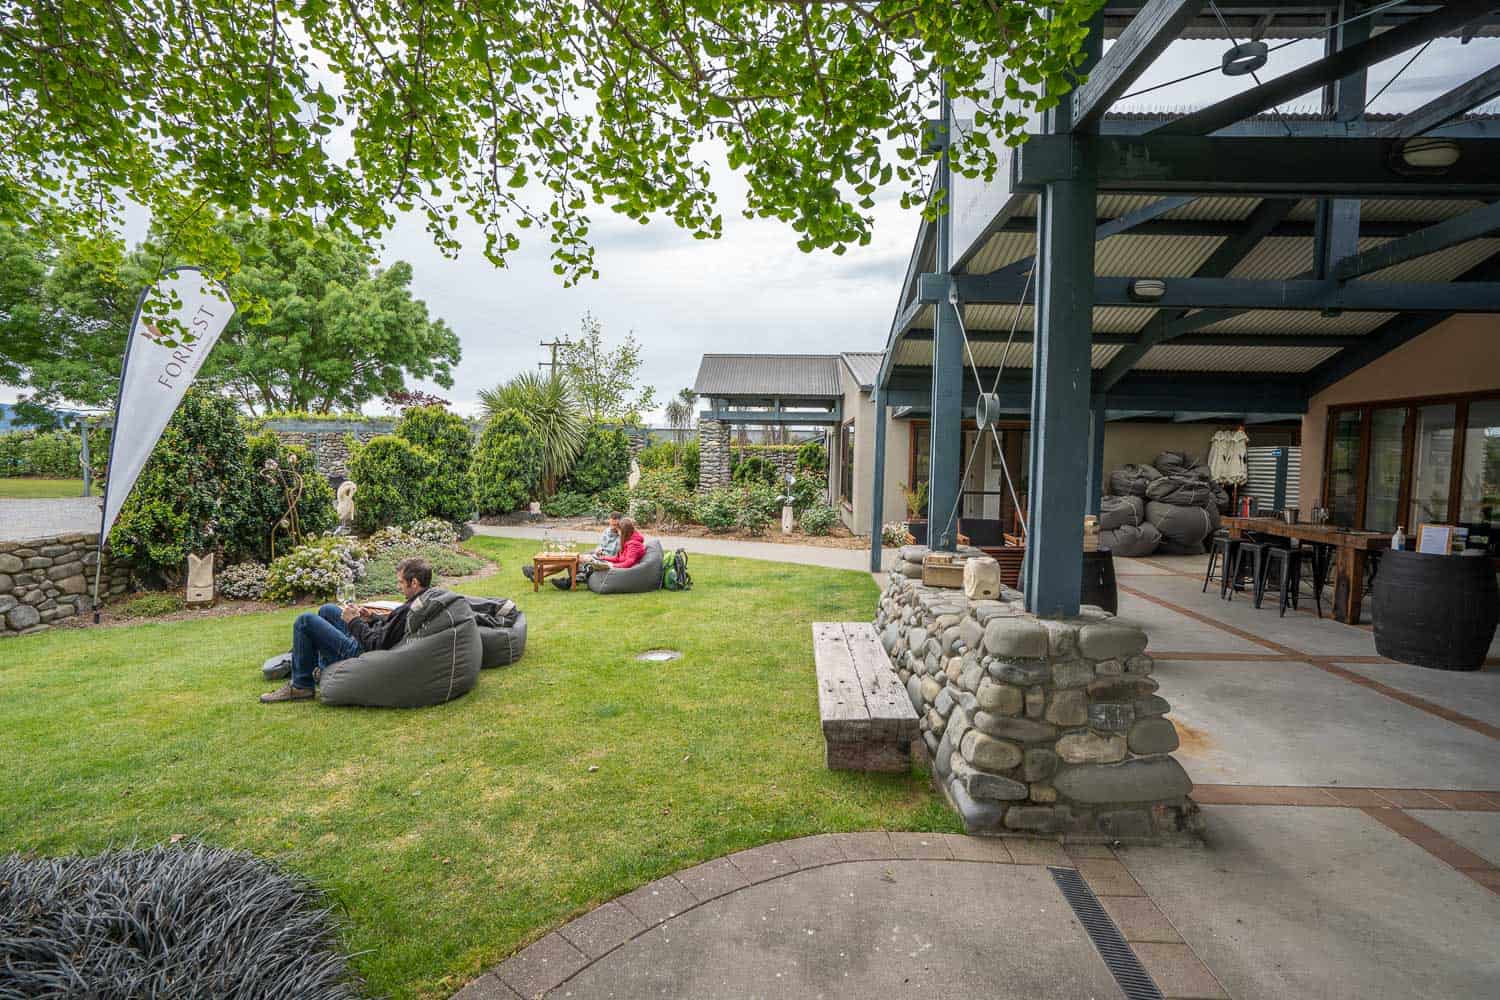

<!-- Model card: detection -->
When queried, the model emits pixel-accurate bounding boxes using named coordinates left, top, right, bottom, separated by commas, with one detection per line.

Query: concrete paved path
left=470, top=523, right=892, bottom=576
left=0, top=497, right=101, bottom=542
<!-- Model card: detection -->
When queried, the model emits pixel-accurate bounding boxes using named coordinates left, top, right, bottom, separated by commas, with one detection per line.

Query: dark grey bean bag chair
left=1099, top=495, right=1145, bottom=532
left=1153, top=451, right=1199, bottom=477
left=1145, top=501, right=1215, bottom=556
left=1145, top=474, right=1214, bottom=507
left=587, top=539, right=664, bottom=595
left=465, top=596, right=527, bottom=669
left=319, top=588, right=482, bottom=708
left=1109, top=464, right=1160, bottom=497
left=1099, top=522, right=1163, bottom=558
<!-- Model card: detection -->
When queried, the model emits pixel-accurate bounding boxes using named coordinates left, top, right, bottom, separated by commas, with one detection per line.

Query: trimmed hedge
left=347, top=435, right=435, bottom=534
left=394, top=405, right=475, bottom=524
left=474, top=408, right=541, bottom=515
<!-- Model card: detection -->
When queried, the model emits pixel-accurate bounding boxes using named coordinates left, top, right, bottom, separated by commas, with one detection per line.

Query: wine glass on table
left=337, top=575, right=356, bottom=610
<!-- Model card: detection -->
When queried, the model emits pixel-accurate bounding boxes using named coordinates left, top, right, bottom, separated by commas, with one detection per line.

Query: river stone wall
left=266, top=420, right=396, bottom=481
left=0, top=533, right=130, bottom=637
left=874, top=546, right=1199, bottom=842
left=697, top=419, right=732, bottom=490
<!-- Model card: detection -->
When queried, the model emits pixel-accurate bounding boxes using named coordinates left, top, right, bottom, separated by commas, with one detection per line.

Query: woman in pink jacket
left=558, top=517, right=645, bottom=590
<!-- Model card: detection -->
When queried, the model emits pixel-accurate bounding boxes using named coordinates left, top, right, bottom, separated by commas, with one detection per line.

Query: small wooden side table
left=532, top=552, right=581, bottom=592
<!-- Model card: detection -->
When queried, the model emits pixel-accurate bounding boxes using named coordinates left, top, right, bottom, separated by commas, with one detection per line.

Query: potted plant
left=901, top=481, right=929, bottom=545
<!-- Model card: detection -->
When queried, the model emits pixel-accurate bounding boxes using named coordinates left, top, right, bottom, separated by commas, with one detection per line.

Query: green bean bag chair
left=587, top=539, right=664, bottom=595
left=319, top=588, right=482, bottom=708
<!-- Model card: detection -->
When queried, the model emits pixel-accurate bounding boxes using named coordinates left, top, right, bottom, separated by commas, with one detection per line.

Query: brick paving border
left=450, top=832, right=1230, bottom=1000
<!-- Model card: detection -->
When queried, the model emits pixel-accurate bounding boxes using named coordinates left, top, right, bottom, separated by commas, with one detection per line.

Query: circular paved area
left=453, top=832, right=1225, bottom=1000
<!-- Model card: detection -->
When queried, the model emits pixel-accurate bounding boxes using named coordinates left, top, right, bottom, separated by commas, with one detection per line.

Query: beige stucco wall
left=836, top=364, right=910, bottom=536
left=1299, top=314, right=1500, bottom=513
left=1100, top=423, right=1235, bottom=481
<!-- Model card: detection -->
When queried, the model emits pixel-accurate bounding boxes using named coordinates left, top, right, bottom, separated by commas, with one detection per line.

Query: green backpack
left=663, top=548, right=692, bottom=591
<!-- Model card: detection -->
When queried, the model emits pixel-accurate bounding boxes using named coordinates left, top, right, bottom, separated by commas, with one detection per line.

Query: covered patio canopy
left=871, top=0, right=1500, bottom=616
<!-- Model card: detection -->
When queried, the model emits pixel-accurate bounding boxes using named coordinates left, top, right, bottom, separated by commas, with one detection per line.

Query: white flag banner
left=100, top=267, right=235, bottom=538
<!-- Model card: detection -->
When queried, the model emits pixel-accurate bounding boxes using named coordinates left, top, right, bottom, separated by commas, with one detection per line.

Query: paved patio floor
left=453, top=548, right=1499, bottom=1000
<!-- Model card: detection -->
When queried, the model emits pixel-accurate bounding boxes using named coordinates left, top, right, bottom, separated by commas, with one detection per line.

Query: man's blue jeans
left=291, top=603, right=362, bottom=690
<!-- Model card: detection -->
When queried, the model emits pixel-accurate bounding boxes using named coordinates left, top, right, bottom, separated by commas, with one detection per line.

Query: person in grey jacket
left=260, top=558, right=431, bottom=703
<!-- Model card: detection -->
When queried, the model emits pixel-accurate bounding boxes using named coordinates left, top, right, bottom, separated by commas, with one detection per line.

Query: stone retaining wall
left=0, top=533, right=130, bottom=637
left=875, top=546, right=1199, bottom=842
left=265, top=420, right=394, bottom=480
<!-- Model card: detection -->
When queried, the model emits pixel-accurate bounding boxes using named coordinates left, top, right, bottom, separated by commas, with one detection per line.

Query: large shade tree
left=1, top=3, right=1101, bottom=284
left=0, top=221, right=460, bottom=413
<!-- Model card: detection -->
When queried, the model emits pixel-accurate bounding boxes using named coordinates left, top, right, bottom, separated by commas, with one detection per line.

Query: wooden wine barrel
left=1372, top=550, right=1499, bottom=671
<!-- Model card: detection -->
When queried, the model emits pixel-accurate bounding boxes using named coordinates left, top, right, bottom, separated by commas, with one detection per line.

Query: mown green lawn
left=0, top=536, right=954, bottom=999
left=0, top=477, right=97, bottom=498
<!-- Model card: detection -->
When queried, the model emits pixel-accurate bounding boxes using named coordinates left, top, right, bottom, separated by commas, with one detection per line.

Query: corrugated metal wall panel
left=1245, top=446, right=1280, bottom=509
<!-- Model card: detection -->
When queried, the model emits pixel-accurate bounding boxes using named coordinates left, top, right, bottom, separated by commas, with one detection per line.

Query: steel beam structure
left=1376, top=63, right=1500, bottom=138
left=1332, top=201, right=1500, bottom=281
left=1014, top=135, right=1500, bottom=198
left=928, top=88, right=963, bottom=552
left=1312, top=3, right=1369, bottom=280
left=1150, top=0, right=1496, bottom=136
left=1072, top=1, right=1203, bottom=131
left=869, top=385, right=888, bottom=572
left=985, top=215, right=1430, bottom=239
left=903, top=330, right=1369, bottom=348
left=1086, top=397, right=1107, bottom=516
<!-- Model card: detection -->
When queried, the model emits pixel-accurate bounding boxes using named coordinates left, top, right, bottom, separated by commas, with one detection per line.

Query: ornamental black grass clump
left=0, top=843, right=362, bottom=1000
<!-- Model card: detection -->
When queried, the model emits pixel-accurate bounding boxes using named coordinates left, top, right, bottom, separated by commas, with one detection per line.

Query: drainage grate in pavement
left=1048, top=866, right=1164, bottom=1000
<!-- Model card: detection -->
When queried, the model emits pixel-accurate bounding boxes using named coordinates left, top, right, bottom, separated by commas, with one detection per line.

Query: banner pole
left=92, top=281, right=155, bottom=624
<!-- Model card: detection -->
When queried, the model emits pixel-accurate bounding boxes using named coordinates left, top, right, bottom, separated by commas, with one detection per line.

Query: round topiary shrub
left=561, top=424, right=631, bottom=496
left=394, top=404, right=475, bottom=524
left=347, top=435, right=434, bottom=533
left=474, top=408, right=542, bottom=515
left=109, top=390, right=254, bottom=583
left=405, top=516, right=458, bottom=544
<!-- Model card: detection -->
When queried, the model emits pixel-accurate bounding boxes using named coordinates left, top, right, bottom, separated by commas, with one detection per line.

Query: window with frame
left=839, top=420, right=855, bottom=507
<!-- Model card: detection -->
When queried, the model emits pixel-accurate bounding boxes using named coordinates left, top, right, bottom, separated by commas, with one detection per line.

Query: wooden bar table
left=1222, top=516, right=1390, bottom=625
left=531, top=552, right=581, bottom=592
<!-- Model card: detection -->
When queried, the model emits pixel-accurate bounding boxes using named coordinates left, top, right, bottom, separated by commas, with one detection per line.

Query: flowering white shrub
left=366, top=526, right=418, bottom=552
left=405, top=517, right=458, bottom=544
left=265, top=536, right=366, bottom=602
left=218, top=562, right=268, bottom=600
left=882, top=522, right=909, bottom=547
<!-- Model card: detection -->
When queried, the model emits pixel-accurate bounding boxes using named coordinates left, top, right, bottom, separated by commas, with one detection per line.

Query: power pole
left=538, top=336, right=570, bottom=375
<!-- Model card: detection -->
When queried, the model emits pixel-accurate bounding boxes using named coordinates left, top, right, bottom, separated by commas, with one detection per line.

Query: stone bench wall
left=874, top=546, right=1199, bottom=842
left=1, top=533, right=130, bottom=637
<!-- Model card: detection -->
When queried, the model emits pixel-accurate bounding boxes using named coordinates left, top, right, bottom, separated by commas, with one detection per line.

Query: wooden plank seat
left=812, top=622, right=920, bottom=772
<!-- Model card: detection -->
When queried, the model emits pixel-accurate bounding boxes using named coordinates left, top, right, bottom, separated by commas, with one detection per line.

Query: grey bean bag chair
left=1153, top=451, right=1199, bottom=477
left=1099, top=522, right=1163, bottom=558
left=587, top=539, right=664, bottom=595
left=1145, top=501, right=1215, bottom=556
left=1109, top=464, right=1160, bottom=497
left=1145, top=474, right=1215, bottom=507
left=1099, top=495, right=1145, bottom=532
left=465, top=596, right=527, bottom=668
left=319, top=588, right=482, bottom=708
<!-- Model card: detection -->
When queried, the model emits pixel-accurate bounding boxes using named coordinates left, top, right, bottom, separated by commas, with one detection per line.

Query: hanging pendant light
left=1221, top=41, right=1268, bottom=77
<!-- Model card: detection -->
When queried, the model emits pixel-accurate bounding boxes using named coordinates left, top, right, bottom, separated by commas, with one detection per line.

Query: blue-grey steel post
left=927, top=82, right=963, bottom=552
left=1028, top=16, right=1101, bottom=618
left=869, top=385, right=888, bottom=572
left=1086, top=395, right=1106, bottom=516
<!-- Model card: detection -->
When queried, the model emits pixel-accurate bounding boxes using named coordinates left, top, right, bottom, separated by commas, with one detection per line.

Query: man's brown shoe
left=259, top=682, right=314, bottom=703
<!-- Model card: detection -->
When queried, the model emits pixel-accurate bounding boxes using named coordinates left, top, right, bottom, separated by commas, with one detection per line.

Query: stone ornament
left=963, top=556, right=1001, bottom=599
left=186, top=552, right=214, bottom=607
left=335, top=480, right=358, bottom=526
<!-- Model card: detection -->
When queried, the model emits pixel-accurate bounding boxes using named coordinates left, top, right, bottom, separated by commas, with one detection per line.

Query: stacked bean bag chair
left=1152, top=450, right=1197, bottom=477
left=1145, top=501, right=1216, bottom=555
left=1099, top=494, right=1145, bottom=532
left=1109, top=463, right=1159, bottom=497
left=1097, top=495, right=1162, bottom=556
left=465, top=596, right=527, bottom=668
left=319, top=588, right=482, bottom=708
left=587, top=539, right=665, bottom=595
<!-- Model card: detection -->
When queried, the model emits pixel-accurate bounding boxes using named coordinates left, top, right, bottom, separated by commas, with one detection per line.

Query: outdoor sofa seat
left=587, top=539, right=664, bottom=595
left=319, top=588, right=482, bottom=708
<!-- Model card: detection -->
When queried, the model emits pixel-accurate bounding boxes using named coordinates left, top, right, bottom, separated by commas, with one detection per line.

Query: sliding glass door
left=1460, top=399, right=1500, bottom=528
left=1408, top=404, right=1456, bottom=530
left=1362, top=407, right=1406, bottom=532
left=1326, top=409, right=1363, bottom=528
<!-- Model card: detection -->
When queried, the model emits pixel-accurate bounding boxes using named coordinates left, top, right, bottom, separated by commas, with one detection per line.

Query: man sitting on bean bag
left=259, top=557, right=431, bottom=703
left=559, top=516, right=645, bottom=590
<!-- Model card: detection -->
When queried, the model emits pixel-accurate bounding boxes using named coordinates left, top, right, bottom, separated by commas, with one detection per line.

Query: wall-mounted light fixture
left=1397, top=137, right=1462, bottom=171
left=1128, top=278, right=1167, bottom=302
left=1222, top=41, right=1268, bottom=77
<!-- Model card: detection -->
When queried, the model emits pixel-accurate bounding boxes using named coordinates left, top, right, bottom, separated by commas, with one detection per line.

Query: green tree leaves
left=1, top=2, right=1102, bottom=285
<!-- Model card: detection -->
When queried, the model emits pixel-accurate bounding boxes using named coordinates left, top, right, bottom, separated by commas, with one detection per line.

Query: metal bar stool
left=1202, top=532, right=1240, bottom=598
left=1304, top=542, right=1332, bottom=619
left=1227, top=541, right=1268, bottom=603
left=1261, top=545, right=1305, bottom=616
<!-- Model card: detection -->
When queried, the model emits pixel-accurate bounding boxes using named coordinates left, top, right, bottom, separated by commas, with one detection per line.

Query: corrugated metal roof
left=1361, top=238, right=1500, bottom=283
left=840, top=352, right=885, bottom=390
left=1288, top=199, right=1487, bottom=222
left=1096, top=234, right=1223, bottom=276
left=1136, top=344, right=1343, bottom=373
left=1196, top=309, right=1394, bottom=336
left=694, top=354, right=843, bottom=398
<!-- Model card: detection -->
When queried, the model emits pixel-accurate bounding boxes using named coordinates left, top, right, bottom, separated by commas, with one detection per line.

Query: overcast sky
left=8, top=31, right=1497, bottom=421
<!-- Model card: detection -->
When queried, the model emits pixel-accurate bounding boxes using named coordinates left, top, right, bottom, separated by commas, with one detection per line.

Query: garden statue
left=781, top=473, right=796, bottom=535
left=336, top=480, right=358, bottom=530
left=627, top=457, right=641, bottom=490
left=186, top=552, right=214, bottom=607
